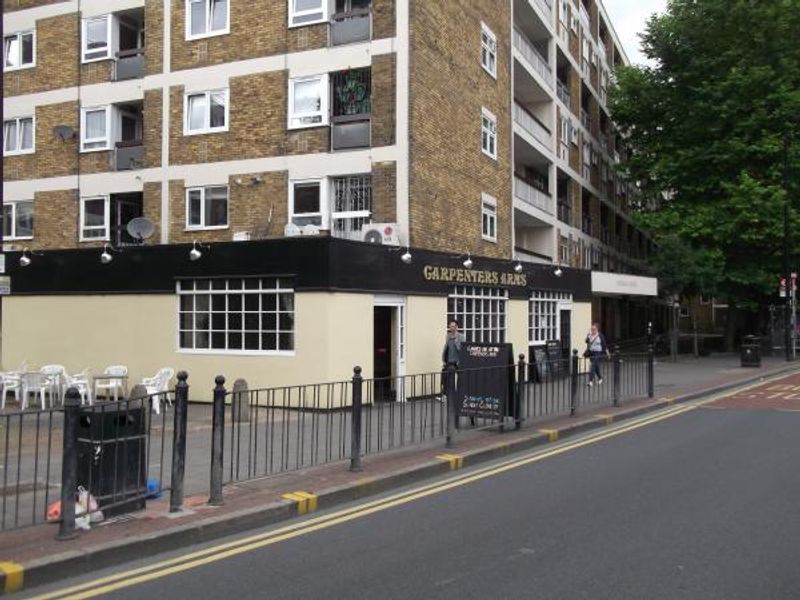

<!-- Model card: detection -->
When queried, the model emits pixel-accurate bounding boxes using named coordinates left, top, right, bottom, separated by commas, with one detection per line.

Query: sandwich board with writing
left=457, top=343, right=516, bottom=420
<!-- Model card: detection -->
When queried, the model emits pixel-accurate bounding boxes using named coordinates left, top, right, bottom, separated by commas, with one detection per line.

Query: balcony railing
left=580, top=109, right=592, bottom=131
left=582, top=216, right=592, bottom=235
left=114, top=140, right=143, bottom=171
left=114, top=47, right=145, bottom=81
left=532, top=0, right=553, bottom=20
left=579, top=4, right=591, bottom=31
left=513, top=103, right=552, bottom=149
left=557, top=200, right=571, bottom=225
left=513, top=29, right=553, bottom=89
left=330, top=8, right=371, bottom=46
left=557, top=80, right=570, bottom=105
left=514, top=176, right=552, bottom=214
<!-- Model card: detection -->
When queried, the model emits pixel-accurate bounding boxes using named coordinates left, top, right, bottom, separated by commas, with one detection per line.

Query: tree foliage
left=610, top=0, right=800, bottom=310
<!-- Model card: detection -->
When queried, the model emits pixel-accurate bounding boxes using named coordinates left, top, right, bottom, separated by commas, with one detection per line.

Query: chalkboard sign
left=457, top=343, right=515, bottom=420
left=531, top=346, right=549, bottom=381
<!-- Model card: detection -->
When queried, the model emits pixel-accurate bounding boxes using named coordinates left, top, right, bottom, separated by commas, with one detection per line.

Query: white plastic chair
left=40, top=365, right=67, bottom=405
left=0, top=373, right=22, bottom=410
left=142, top=368, right=174, bottom=415
left=95, top=365, right=128, bottom=402
left=21, top=372, right=49, bottom=410
left=64, top=369, right=93, bottom=406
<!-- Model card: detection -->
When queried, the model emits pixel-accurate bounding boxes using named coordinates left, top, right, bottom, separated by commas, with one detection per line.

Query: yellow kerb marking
left=595, top=414, right=614, bottom=426
left=436, top=453, right=464, bottom=470
left=539, top=429, right=559, bottom=442
left=281, top=491, right=318, bottom=515
left=0, top=561, right=24, bottom=594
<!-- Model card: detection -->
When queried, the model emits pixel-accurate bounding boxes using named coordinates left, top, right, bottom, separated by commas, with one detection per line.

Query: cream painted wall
left=571, top=302, right=593, bottom=352
left=507, top=299, right=529, bottom=362
left=404, top=295, right=447, bottom=376
left=2, top=292, right=374, bottom=401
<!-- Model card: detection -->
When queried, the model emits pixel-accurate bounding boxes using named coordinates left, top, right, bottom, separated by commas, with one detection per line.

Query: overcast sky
left=603, top=0, right=668, bottom=65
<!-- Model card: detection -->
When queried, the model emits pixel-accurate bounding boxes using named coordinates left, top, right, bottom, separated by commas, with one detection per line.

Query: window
left=186, top=186, right=229, bottom=229
left=80, top=107, right=111, bottom=152
left=184, top=89, right=228, bottom=135
left=2, top=200, right=34, bottom=240
left=288, top=75, right=329, bottom=129
left=178, top=277, right=295, bottom=353
left=529, top=291, right=572, bottom=344
left=559, top=0, right=569, bottom=25
left=289, top=0, right=327, bottom=27
left=480, top=23, right=497, bottom=78
left=481, top=193, right=497, bottom=242
left=448, top=286, right=507, bottom=344
left=3, top=117, right=34, bottom=155
left=186, top=0, right=229, bottom=39
left=290, top=179, right=325, bottom=227
left=82, top=15, right=112, bottom=62
left=679, top=306, right=689, bottom=318
left=481, top=107, right=497, bottom=160
left=80, top=196, right=110, bottom=241
left=569, top=121, right=578, bottom=146
left=4, top=31, right=34, bottom=70
left=331, top=175, right=372, bottom=239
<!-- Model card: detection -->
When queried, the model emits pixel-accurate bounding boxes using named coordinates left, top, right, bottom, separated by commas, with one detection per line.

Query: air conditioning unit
left=361, top=223, right=400, bottom=246
left=233, top=231, right=251, bottom=242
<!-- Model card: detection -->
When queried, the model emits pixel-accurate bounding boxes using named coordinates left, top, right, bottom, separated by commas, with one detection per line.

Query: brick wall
left=28, top=189, right=78, bottom=250
left=143, top=182, right=162, bottom=244
left=371, top=53, right=396, bottom=147
left=372, top=161, right=397, bottom=223
left=2, top=0, right=61, bottom=13
left=143, top=89, right=163, bottom=168
left=408, top=0, right=512, bottom=259
left=145, top=0, right=164, bottom=76
left=373, top=0, right=396, bottom=39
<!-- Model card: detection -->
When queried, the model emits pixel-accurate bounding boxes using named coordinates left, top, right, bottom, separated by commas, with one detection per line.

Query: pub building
left=0, top=237, right=659, bottom=397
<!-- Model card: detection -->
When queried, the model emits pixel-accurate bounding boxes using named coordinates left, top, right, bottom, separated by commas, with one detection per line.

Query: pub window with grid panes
left=447, top=286, right=507, bottom=343
left=178, top=278, right=295, bottom=353
left=529, top=290, right=572, bottom=344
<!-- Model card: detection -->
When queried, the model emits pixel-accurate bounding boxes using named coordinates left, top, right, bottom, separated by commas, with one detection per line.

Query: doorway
left=559, top=308, right=571, bottom=358
left=372, top=297, right=406, bottom=402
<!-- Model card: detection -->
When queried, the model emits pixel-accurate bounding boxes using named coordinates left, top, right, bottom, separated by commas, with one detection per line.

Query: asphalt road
left=27, top=403, right=800, bottom=600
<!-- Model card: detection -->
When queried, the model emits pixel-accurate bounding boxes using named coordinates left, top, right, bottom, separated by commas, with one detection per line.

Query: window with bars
left=447, top=286, right=508, bottom=344
left=529, top=290, right=572, bottom=344
left=178, top=278, right=295, bottom=353
left=332, top=69, right=371, bottom=117
left=331, top=174, right=372, bottom=239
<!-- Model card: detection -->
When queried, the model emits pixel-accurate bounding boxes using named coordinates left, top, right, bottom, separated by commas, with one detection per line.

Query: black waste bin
left=77, top=400, right=147, bottom=517
left=740, top=335, right=762, bottom=368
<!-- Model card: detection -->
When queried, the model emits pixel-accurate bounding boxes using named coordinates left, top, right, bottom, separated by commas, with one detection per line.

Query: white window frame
left=177, top=277, right=296, bottom=355
left=3, top=200, right=34, bottom=240
left=4, top=30, right=35, bottom=71
left=79, top=195, right=110, bottom=241
left=289, top=178, right=328, bottom=229
left=529, top=290, right=573, bottom=345
left=185, top=185, right=230, bottom=230
left=481, top=107, right=498, bottom=160
left=481, top=192, right=497, bottom=243
left=480, top=22, right=497, bottom=79
left=448, top=286, right=508, bottom=344
left=3, top=116, right=35, bottom=156
left=288, top=0, right=328, bottom=28
left=183, top=89, right=229, bottom=135
left=287, top=75, right=329, bottom=130
left=80, top=106, right=112, bottom=152
left=185, top=0, right=230, bottom=40
left=81, top=14, right=112, bottom=63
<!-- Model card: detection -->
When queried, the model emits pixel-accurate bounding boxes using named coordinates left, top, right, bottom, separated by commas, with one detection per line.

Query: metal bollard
left=208, top=375, right=225, bottom=506
left=349, top=366, right=363, bottom=472
left=613, top=344, right=621, bottom=407
left=570, top=349, right=579, bottom=417
left=170, top=371, right=189, bottom=513
left=516, top=354, right=526, bottom=429
left=445, top=364, right=457, bottom=448
left=56, top=388, right=81, bottom=541
left=647, top=345, right=655, bottom=399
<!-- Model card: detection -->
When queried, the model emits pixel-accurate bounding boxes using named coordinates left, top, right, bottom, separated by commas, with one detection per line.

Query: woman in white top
left=585, top=322, right=610, bottom=386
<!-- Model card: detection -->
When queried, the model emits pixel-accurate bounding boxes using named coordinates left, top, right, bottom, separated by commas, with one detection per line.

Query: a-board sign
left=532, top=345, right=549, bottom=381
left=457, top=343, right=515, bottom=420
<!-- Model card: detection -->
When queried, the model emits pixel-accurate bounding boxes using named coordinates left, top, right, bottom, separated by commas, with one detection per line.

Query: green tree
left=610, top=0, right=800, bottom=317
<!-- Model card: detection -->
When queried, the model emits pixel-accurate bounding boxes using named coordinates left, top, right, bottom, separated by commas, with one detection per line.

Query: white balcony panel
left=513, top=29, right=554, bottom=89
left=514, top=176, right=554, bottom=217
left=513, top=103, right=553, bottom=154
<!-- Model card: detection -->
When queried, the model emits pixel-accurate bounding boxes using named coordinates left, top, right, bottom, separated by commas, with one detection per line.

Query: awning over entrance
left=591, top=272, right=658, bottom=297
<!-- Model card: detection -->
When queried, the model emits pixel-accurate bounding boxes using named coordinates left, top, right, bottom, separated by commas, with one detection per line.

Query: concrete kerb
left=13, top=362, right=800, bottom=592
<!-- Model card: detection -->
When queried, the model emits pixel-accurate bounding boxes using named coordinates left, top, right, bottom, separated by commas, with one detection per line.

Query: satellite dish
left=53, top=125, right=76, bottom=141
left=126, top=217, right=155, bottom=244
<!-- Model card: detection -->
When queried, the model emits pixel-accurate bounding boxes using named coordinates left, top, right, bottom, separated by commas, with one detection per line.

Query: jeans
left=589, top=352, right=603, bottom=382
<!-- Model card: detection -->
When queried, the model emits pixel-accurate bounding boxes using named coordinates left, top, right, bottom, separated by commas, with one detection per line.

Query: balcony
left=557, top=80, right=570, bottom=105
left=114, top=47, right=144, bottom=81
left=580, top=109, right=592, bottom=131
left=579, top=3, right=591, bottom=31
left=330, top=7, right=371, bottom=46
left=513, top=103, right=552, bottom=149
left=581, top=216, right=592, bottom=235
left=557, top=199, right=571, bottom=224
left=514, top=176, right=552, bottom=215
left=532, top=0, right=552, bottom=20
left=513, top=29, right=553, bottom=89
left=114, top=140, right=143, bottom=170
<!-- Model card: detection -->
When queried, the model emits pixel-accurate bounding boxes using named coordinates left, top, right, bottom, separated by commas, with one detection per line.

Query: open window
left=288, top=75, right=329, bottom=129
left=4, top=31, right=34, bottom=70
left=82, top=15, right=112, bottom=62
left=186, top=0, right=229, bottom=39
left=184, top=89, right=229, bottom=135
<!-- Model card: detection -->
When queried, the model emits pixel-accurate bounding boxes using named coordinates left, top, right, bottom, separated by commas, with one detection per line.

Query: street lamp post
left=784, top=132, right=793, bottom=361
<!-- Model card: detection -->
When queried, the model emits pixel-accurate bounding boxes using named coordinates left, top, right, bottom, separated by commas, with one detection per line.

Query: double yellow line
left=30, top=402, right=695, bottom=600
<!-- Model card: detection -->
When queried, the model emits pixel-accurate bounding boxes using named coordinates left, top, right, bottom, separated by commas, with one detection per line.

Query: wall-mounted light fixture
left=400, top=247, right=412, bottom=264
left=99, top=243, right=121, bottom=264
left=18, top=247, right=43, bottom=267
left=554, top=266, right=563, bottom=277
left=189, top=240, right=210, bottom=261
left=514, top=261, right=524, bottom=274
left=462, top=254, right=473, bottom=269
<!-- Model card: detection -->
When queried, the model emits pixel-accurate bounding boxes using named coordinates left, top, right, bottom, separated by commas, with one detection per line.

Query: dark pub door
left=373, top=306, right=394, bottom=401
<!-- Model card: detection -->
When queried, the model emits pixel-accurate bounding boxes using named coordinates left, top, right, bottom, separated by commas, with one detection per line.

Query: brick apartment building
left=2, top=0, right=656, bottom=391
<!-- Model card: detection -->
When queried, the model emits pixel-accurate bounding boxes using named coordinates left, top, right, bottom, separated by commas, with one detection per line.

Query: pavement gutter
left=15, top=363, right=800, bottom=592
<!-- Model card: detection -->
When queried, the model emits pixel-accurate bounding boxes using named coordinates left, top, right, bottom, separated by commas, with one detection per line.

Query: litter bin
left=77, top=400, right=147, bottom=517
left=740, top=335, right=762, bottom=368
